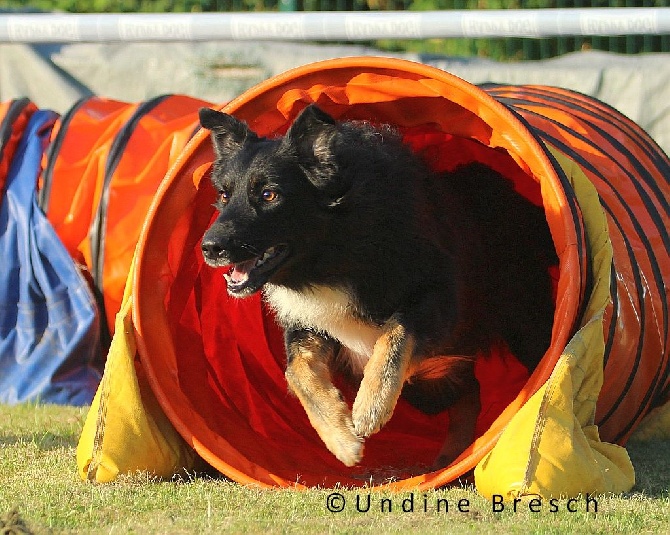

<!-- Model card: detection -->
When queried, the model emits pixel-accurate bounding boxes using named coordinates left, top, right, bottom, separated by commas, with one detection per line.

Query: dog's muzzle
left=201, top=235, right=231, bottom=267
left=201, top=237, right=290, bottom=297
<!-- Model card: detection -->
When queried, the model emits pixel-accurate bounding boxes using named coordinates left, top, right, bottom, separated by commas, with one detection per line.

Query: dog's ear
left=284, top=104, right=337, bottom=148
left=284, top=105, right=348, bottom=201
left=284, top=105, right=338, bottom=166
left=199, top=108, right=253, bottom=159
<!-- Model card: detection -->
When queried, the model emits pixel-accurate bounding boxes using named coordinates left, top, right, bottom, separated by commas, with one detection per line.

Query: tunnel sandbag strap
left=76, top=254, right=198, bottom=482
left=474, top=148, right=634, bottom=499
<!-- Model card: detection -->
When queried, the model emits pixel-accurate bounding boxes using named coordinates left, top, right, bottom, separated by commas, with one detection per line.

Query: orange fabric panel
left=43, top=97, right=134, bottom=264
left=43, top=95, right=211, bottom=338
left=93, top=95, right=210, bottom=336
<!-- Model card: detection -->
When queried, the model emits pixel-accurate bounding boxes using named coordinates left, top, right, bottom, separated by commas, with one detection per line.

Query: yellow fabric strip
left=474, top=147, right=635, bottom=499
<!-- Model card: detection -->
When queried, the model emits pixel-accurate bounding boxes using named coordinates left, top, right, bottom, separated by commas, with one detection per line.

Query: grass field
left=1, top=403, right=668, bottom=534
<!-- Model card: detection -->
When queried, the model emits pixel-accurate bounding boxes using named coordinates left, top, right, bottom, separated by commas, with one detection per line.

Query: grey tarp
left=0, top=41, right=668, bottom=153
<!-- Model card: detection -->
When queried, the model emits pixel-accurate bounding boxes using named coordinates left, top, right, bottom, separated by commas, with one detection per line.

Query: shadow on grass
left=0, top=508, right=33, bottom=535
left=0, top=431, right=79, bottom=451
left=626, top=438, right=670, bottom=498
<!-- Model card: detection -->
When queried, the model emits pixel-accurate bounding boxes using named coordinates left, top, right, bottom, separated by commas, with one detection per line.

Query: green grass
left=1, top=403, right=668, bottom=534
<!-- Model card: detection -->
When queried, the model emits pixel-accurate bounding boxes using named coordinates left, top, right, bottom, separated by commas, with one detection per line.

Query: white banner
left=0, top=9, right=668, bottom=43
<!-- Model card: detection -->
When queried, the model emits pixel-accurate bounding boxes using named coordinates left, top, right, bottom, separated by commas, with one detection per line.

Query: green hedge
left=3, top=0, right=669, bottom=14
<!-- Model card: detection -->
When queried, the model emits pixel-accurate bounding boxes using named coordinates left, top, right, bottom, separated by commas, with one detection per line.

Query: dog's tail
left=407, top=355, right=474, bottom=382
left=402, top=355, right=477, bottom=415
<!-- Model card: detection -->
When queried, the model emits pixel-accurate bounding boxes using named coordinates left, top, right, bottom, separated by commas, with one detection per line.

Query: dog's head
left=199, top=104, right=351, bottom=297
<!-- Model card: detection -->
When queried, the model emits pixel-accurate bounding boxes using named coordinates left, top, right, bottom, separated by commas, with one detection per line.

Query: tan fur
left=284, top=332, right=363, bottom=467
left=265, top=283, right=381, bottom=374
left=352, top=321, right=415, bottom=437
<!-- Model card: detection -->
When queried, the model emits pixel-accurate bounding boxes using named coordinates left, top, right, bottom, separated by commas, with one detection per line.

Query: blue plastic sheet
left=0, top=110, right=101, bottom=405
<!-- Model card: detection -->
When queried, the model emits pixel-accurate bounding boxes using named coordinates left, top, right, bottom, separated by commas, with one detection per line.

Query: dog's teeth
left=258, top=248, right=276, bottom=266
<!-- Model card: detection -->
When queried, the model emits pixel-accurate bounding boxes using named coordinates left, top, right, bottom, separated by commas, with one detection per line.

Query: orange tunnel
left=128, top=57, right=669, bottom=489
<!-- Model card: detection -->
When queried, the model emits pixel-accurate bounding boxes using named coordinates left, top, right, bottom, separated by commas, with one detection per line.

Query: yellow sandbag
left=474, top=149, right=635, bottom=499
left=76, top=256, right=197, bottom=482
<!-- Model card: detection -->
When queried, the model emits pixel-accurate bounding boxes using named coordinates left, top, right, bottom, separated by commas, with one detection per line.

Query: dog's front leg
left=284, top=328, right=363, bottom=467
left=352, top=317, right=415, bottom=438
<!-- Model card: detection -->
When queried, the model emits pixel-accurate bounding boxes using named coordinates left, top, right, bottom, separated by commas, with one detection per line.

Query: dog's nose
left=201, top=237, right=226, bottom=261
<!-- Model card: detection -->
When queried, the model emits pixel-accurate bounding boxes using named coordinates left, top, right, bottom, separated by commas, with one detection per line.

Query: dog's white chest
left=263, top=284, right=381, bottom=373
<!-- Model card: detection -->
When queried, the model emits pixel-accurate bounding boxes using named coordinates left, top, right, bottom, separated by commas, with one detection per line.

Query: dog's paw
left=320, top=410, right=364, bottom=467
left=351, top=385, right=396, bottom=438
left=331, top=429, right=365, bottom=467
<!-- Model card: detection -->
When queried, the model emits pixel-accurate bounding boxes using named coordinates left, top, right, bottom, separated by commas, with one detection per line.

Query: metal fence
left=1, top=0, right=669, bottom=60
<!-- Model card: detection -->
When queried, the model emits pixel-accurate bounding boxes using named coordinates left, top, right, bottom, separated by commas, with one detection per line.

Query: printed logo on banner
left=461, top=13, right=540, bottom=38
left=345, top=14, right=422, bottom=40
left=580, top=11, right=657, bottom=35
left=118, top=19, right=192, bottom=40
left=231, top=15, right=307, bottom=40
left=8, top=16, right=80, bottom=41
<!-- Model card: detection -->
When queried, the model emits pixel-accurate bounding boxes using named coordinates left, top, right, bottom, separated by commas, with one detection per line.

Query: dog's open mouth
left=224, top=245, right=290, bottom=296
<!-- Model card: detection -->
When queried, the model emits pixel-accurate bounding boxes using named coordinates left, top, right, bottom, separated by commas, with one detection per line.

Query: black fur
left=200, top=104, right=557, bottom=417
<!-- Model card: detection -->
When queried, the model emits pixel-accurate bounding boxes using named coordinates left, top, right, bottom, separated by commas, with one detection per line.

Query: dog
left=199, top=104, right=557, bottom=469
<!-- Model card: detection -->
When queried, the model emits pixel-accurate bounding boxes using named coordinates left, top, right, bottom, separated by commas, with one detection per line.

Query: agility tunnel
left=0, top=94, right=210, bottom=405
left=40, top=94, right=211, bottom=345
left=74, top=57, right=670, bottom=498
left=0, top=101, right=100, bottom=405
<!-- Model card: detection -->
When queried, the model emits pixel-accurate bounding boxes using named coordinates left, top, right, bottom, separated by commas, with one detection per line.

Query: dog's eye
left=261, top=189, right=279, bottom=203
left=218, top=190, right=230, bottom=205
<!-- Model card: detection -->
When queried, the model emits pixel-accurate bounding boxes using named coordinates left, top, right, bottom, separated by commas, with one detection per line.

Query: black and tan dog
left=199, top=104, right=557, bottom=468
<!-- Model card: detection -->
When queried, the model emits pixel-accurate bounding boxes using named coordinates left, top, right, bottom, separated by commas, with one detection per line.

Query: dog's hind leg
left=352, top=318, right=415, bottom=438
left=284, top=329, right=364, bottom=467
left=432, top=384, right=480, bottom=469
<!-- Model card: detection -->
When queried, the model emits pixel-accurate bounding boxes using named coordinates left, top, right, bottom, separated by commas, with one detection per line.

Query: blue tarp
left=0, top=110, right=101, bottom=405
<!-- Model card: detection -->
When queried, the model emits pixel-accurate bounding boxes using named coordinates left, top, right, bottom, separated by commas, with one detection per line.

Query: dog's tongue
left=230, top=258, right=257, bottom=283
